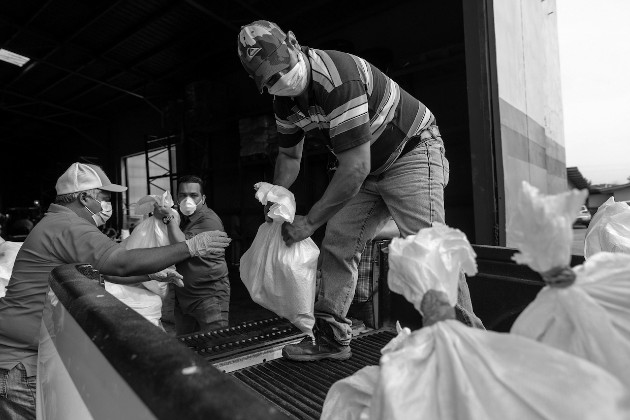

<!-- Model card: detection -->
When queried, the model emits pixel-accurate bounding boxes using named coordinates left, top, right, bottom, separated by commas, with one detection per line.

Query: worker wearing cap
left=0, top=162, right=230, bottom=419
left=237, top=21, right=483, bottom=362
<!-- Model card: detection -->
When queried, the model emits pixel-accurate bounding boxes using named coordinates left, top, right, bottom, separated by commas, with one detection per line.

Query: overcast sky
left=557, top=0, right=630, bottom=185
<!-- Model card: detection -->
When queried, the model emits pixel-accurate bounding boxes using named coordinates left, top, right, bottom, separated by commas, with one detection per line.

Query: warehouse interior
left=0, top=0, right=498, bottom=310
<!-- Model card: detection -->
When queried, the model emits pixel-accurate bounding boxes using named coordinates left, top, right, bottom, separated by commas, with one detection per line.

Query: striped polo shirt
left=274, top=47, right=434, bottom=174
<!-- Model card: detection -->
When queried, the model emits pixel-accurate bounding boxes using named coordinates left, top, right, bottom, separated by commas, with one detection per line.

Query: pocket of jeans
left=26, top=374, right=37, bottom=393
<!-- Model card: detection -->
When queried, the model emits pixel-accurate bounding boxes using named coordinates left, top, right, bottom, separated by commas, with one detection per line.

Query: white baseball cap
left=55, top=162, right=127, bottom=195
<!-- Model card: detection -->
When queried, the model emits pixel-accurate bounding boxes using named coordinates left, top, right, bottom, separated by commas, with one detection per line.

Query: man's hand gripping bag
left=239, top=182, right=319, bottom=336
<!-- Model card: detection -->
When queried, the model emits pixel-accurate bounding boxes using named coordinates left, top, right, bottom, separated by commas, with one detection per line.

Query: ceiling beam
left=49, top=1, right=185, bottom=107
left=184, top=0, right=239, bottom=31
left=36, top=0, right=183, bottom=102
left=0, top=16, right=153, bottom=83
left=0, top=107, right=105, bottom=150
left=65, top=0, right=256, bottom=108
left=3, top=0, right=126, bottom=91
left=0, top=88, right=104, bottom=121
left=232, top=0, right=265, bottom=19
left=1, top=0, right=56, bottom=47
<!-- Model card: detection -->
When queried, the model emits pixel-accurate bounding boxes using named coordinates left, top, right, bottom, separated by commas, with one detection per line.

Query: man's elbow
left=100, top=249, right=133, bottom=276
left=341, top=161, right=370, bottom=194
left=349, top=160, right=370, bottom=182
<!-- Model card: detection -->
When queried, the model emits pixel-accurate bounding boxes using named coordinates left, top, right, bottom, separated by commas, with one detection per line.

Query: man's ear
left=202, top=195, right=206, bottom=205
left=78, top=192, right=90, bottom=206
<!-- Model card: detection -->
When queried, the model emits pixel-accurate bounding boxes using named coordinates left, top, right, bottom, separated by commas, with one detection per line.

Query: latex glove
left=281, top=215, right=314, bottom=246
left=185, top=230, right=231, bottom=257
left=148, top=268, right=184, bottom=287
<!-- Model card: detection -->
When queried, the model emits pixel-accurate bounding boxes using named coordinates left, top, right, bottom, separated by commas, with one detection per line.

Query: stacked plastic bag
left=321, top=221, right=630, bottom=420
left=584, top=196, right=630, bottom=258
left=240, top=182, right=319, bottom=336
left=0, top=238, right=23, bottom=298
left=105, top=191, right=182, bottom=328
left=509, top=182, right=630, bottom=388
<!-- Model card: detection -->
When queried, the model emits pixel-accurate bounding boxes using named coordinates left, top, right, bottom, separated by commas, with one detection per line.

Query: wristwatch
left=162, top=215, right=174, bottom=225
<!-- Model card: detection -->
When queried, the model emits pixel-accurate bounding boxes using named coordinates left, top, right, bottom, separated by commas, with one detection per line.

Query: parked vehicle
left=574, top=205, right=592, bottom=227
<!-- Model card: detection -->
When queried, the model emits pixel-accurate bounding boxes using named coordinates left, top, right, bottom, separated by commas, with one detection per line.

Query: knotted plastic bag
left=509, top=181, right=588, bottom=274
left=320, top=366, right=379, bottom=420
left=0, top=239, right=23, bottom=298
left=584, top=197, right=630, bottom=258
left=322, top=223, right=630, bottom=420
left=387, top=222, right=478, bottom=312
left=105, top=191, right=179, bottom=327
left=239, top=182, right=319, bottom=336
left=370, top=313, right=630, bottom=420
left=509, top=182, right=630, bottom=387
left=126, top=190, right=180, bottom=297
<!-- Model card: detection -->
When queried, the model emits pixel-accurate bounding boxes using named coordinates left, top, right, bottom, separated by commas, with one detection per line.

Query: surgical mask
left=267, top=53, right=308, bottom=97
left=179, top=197, right=200, bottom=216
left=84, top=200, right=112, bottom=227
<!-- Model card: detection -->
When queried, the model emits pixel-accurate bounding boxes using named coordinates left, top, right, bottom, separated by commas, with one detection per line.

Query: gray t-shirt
left=0, top=204, right=122, bottom=376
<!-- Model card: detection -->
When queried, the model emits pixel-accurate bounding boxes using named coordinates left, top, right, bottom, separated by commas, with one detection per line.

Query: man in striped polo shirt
left=238, top=20, right=482, bottom=362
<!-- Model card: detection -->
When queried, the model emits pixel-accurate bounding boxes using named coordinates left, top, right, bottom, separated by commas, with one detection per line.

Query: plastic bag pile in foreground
left=509, top=182, right=630, bottom=388
left=321, top=184, right=630, bottom=419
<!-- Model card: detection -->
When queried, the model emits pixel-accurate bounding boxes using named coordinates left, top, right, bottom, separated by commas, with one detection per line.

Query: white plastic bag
left=387, top=222, right=478, bottom=311
left=584, top=197, right=630, bottom=258
left=0, top=239, right=23, bottom=298
left=509, top=181, right=588, bottom=273
left=239, top=182, right=319, bottom=336
left=322, top=223, right=630, bottom=420
left=370, top=319, right=630, bottom=420
left=320, top=366, right=379, bottom=420
left=511, top=251, right=630, bottom=388
left=105, top=191, right=178, bottom=326
left=509, top=182, right=630, bottom=387
left=104, top=282, right=163, bottom=328
left=127, top=190, right=177, bottom=298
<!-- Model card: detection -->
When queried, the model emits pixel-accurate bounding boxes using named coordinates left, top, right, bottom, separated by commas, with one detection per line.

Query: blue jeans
left=315, top=133, right=482, bottom=345
left=174, top=276, right=231, bottom=335
left=0, top=363, right=36, bottom=420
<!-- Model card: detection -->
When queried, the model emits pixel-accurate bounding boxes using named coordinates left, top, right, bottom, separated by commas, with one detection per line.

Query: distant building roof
left=592, top=182, right=630, bottom=193
left=566, top=166, right=590, bottom=190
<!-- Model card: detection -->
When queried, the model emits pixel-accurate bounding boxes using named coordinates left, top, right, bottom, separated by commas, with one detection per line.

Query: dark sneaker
left=282, top=334, right=351, bottom=362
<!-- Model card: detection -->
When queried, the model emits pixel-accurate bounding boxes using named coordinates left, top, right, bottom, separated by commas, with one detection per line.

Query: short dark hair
left=178, top=175, right=204, bottom=195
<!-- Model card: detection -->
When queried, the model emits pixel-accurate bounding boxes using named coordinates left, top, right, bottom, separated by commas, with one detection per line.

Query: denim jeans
left=0, top=363, right=36, bottom=420
left=315, top=132, right=482, bottom=345
left=174, top=276, right=230, bottom=335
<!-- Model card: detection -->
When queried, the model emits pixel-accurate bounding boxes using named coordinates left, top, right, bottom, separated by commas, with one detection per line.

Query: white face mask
left=179, top=197, right=200, bottom=216
left=267, top=53, right=308, bottom=97
left=84, top=200, right=112, bottom=227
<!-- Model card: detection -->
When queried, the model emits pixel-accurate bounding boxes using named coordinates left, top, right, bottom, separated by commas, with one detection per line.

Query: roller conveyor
left=178, top=316, right=396, bottom=419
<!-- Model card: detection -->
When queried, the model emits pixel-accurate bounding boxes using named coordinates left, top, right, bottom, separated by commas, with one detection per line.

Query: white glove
left=148, top=267, right=184, bottom=287
left=185, top=230, right=231, bottom=257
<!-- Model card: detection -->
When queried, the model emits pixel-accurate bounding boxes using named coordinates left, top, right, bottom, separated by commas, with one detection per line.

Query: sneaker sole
left=282, top=347, right=352, bottom=362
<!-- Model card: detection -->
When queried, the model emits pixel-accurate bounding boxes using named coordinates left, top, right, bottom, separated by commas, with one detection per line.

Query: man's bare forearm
left=167, top=222, right=186, bottom=243
left=306, top=164, right=367, bottom=229
left=103, top=274, right=148, bottom=285
left=101, top=243, right=191, bottom=276
left=274, top=151, right=301, bottom=188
